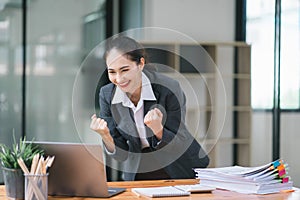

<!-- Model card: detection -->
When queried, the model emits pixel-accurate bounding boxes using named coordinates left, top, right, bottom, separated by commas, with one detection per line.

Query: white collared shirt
left=112, top=72, right=156, bottom=149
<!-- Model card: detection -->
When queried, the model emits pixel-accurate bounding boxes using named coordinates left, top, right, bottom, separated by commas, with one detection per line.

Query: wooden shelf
left=142, top=41, right=252, bottom=167
left=198, top=138, right=250, bottom=145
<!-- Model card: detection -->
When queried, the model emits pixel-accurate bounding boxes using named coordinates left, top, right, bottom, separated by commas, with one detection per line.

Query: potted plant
left=0, top=136, right=43, bottom=200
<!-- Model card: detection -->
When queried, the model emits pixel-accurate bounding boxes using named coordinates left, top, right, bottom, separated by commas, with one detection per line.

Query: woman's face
left=106, top=48, right=144, bottom=96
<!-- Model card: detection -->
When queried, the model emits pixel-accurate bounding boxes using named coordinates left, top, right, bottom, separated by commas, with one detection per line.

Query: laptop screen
left=32, top=142, right=125, bottom=197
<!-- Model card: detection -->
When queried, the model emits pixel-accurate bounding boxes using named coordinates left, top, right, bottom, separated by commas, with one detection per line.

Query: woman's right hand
left=90, top=114, right=110, bottom=136
left=90, top=114, right=115, bottom=153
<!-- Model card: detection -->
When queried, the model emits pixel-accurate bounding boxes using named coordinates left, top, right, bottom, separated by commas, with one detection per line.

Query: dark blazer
left=99, top=67, right=209, bottom=180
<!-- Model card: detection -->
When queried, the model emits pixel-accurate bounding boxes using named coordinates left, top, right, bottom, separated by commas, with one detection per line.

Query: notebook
left=32, top=141, right=125, bottom=198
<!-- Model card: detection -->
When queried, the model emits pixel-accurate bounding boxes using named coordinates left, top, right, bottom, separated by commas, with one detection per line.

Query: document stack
left=194, top=159, right=293, bottom=194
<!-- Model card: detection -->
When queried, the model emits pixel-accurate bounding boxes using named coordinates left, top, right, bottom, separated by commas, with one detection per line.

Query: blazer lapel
left=144, top=84, right=160, bottom=113
left=144, top=87, right=160, bottom=142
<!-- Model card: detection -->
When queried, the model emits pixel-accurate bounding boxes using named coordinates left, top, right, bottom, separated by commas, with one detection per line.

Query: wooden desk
left=1, top=179, right=299, bottom=200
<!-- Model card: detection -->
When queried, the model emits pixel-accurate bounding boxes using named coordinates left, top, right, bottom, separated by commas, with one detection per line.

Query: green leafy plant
left=0, top=136, right=44, bottom=169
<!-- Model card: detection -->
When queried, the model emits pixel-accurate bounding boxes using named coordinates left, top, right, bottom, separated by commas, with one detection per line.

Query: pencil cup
left=24, top=174, right=48, bottom=200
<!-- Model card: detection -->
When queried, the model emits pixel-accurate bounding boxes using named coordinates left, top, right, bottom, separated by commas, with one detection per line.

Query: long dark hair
left=104, top=36, right=147, bottom=65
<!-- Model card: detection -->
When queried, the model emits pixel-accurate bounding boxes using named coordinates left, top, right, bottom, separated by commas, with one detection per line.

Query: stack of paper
left=194, top=159, right=293, bottom=194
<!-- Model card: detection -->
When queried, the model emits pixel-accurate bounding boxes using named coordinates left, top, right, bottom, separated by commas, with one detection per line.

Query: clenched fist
left=144, top=108, right=163, bottom=140
left=90, top=114, right=110, bottom=136
left=90, top=114, right=115, bottom=153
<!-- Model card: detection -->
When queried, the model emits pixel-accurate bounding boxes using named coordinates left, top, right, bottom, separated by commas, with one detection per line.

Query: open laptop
left=32, top=141, right=125, bottom=198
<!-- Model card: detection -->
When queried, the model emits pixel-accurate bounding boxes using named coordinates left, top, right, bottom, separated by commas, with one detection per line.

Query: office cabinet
left=141, top=41, right=252, bottom=167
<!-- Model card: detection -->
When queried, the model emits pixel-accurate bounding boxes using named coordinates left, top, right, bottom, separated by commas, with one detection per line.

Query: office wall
left=281, top=113, right=300, bottom=187
left=143, top=0, right=235, bottom=41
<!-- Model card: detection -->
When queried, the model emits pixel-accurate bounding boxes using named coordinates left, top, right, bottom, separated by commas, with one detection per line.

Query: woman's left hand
left=144, top=108, right=163, bottom=140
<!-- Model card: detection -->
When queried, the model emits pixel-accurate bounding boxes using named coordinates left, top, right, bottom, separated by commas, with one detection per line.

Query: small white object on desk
left=174, top=184, right=216, bottom=193
left=131, top=186, right=190, bottom=198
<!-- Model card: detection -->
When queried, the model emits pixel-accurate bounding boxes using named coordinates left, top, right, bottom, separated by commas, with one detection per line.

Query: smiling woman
left=104, top=37, right=146, bottom=101
left=89, top=36, right=210, bottom=181
left=106, top=48, right=145, bottom=105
